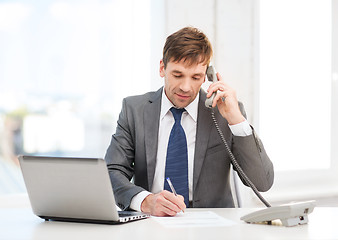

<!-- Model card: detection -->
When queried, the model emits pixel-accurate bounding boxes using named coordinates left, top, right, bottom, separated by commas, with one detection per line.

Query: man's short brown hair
left=162, top=27, right=213, bottom=68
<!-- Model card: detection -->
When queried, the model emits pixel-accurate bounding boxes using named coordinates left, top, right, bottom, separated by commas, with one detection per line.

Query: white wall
left=332, top=0, right=338, bottom=171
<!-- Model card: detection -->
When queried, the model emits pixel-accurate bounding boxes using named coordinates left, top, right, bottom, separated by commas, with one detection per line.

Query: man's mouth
left=176, top=93, right=190, bottom=99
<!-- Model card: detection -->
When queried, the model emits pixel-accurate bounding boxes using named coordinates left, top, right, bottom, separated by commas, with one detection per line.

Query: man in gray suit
left=105, top=27, right=274, bottom=217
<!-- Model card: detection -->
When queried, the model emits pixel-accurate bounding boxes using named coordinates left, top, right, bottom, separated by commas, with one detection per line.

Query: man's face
left=160, top=59, right=207, bottom=109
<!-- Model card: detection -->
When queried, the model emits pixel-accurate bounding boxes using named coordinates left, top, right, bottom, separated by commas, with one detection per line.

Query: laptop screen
left=19, top=156, right=120, bottom=221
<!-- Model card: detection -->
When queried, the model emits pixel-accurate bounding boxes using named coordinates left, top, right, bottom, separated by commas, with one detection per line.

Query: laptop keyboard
left=118, top=211, right=150, bottom=222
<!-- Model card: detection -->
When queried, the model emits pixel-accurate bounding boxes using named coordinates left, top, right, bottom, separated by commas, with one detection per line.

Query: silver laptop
left=18, top=155, right=149, bottom=224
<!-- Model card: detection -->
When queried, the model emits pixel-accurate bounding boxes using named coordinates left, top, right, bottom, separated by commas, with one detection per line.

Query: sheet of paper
left=152, top=211, right=237, bottom=228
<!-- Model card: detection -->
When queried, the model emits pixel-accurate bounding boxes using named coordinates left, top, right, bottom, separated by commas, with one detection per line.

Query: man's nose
left=179, top=78, right=191, bottom=92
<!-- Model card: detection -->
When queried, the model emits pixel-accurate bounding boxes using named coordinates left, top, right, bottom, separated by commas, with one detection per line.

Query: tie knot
left=170, top=107, right=185, bottom=122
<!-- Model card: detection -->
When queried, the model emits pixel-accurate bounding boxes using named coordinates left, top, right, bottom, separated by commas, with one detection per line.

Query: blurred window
left=259, top=0, right=337, bottom=202
left=0, top=0, right=152, bottom=194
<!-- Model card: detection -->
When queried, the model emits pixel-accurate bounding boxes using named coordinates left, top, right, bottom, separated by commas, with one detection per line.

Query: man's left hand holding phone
left=206, top=70, right=246, bottom=125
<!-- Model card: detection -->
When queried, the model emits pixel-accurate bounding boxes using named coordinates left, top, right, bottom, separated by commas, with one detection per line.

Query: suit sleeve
left=231, top=102, right=274, bottom=192
left=104, top=98, right=145, bottom=210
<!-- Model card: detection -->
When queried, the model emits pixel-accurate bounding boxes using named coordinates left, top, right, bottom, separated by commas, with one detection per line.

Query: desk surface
left=1, top=206, right=337, bottom=240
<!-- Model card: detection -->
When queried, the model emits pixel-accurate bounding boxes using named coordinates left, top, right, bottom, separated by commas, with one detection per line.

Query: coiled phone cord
left=210, top=109, right=271, bottom=208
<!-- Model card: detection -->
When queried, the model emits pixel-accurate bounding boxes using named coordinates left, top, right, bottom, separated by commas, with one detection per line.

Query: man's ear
left=159, top=60, right=165, bottom=78
left=203, top=65, right=208, bottom=82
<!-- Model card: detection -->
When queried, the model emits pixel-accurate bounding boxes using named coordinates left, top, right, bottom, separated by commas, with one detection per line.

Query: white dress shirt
left=130, top=89, right=252, bottom=211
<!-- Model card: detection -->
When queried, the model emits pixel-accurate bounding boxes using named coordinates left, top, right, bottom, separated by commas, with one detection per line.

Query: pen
left=166, top=177, right=177, bottom=195
left=166, top=177, right=184, bottom=213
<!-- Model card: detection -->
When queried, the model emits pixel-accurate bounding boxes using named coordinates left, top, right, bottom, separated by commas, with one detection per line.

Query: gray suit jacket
left=104, top=87, right=274, bottom=210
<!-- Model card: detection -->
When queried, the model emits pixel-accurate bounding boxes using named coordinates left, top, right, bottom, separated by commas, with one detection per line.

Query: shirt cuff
left=228, top=120, right=252, bottom=136
left=130, top=191, right=152, bottom=212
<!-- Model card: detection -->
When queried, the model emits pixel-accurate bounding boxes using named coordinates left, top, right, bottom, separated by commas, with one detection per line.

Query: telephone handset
left=206, top=66, right=315, bottom=226
left=205, top=65, right=271, bottom=208
left=205, top=65, right=218, bottom=108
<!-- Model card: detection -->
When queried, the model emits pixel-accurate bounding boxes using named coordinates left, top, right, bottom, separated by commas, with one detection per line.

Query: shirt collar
left=160, top=88, right=199, bottom=122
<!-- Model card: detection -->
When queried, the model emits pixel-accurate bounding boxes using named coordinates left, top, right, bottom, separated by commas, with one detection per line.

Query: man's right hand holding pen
left=140, top=178, right=186, bottom=217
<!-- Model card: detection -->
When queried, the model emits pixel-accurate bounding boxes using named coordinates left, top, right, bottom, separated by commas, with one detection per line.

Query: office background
left=0, top=0, right=337, bottom=207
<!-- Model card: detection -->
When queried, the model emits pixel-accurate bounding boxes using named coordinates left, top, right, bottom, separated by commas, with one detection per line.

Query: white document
left=152, top=211, right=237, bottom=228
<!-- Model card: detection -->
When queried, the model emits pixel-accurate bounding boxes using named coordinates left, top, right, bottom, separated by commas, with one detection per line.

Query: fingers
left=206, top=71, right=236, bottom=105
left=212, top=87, right=235, bottom=107
left=163, top=191, right=186, bottom=212
left=207, top=83, right=236, bottom=108
left=206, top=73, right=232, bottom=97
left=205, top=72, right=245, bottom=124
left=141, top=191, right=186, bottom=217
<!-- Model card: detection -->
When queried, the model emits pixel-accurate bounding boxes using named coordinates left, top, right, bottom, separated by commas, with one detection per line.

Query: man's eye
left=173, top=75, right=182, bottom=78
left=193, top=77, right=201, bottom=80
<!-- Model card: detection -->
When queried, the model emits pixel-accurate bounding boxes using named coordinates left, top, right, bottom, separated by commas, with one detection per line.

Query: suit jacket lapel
left=144, top=87, right=162, bottom=191
left=193, top=90, right=213, bottom=193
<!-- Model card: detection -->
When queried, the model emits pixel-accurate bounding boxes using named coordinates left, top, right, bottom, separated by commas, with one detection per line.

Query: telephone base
left=280, top=214, right=309, bottom=227
left=240, top=200, right=316, bottom=227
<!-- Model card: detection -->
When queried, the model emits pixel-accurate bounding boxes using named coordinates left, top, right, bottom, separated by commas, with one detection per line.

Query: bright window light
left=0, top=0, right=151, bottom=194
left=259, top=0, right=332, bottom=171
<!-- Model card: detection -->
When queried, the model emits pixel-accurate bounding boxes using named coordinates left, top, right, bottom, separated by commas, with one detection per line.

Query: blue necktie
left=164, top=107, right=189, bottom=206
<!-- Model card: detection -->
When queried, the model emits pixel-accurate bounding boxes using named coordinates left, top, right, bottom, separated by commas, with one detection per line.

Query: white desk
left=0, top=196, right=337, bottom=240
